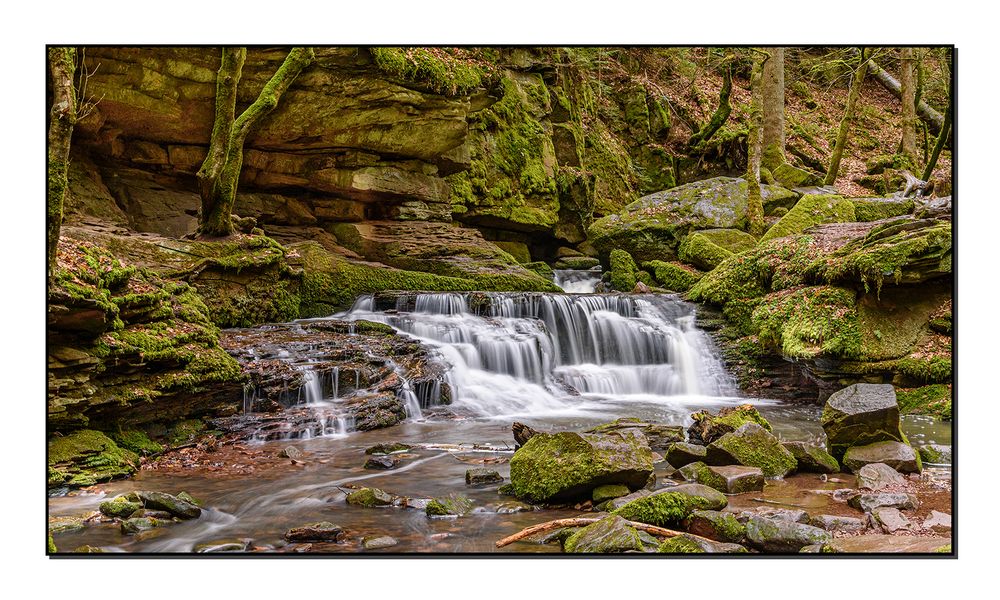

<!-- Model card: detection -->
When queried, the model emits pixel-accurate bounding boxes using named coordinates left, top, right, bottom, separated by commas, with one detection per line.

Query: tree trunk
left=688, top=63, right=732, bottom=147
left=899, top=47, right=918, bottom=165
left=860, top=50, right=944, bottom=135
left=824, top=48, right=868, bottom=187
left=922, top=54, right=953, bottom=182
left=198, top=47, right=314, bottom=237
left=746, top=56, right=765, bottom=238
left=761, top=47, right=785, bottom=170
left=47, top=47, right=78, bottom=276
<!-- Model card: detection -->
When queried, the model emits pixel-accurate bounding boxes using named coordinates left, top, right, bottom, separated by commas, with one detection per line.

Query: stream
left=47, top=270, right=952, bottom=553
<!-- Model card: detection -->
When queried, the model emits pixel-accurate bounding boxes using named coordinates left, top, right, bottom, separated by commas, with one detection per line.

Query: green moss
left=99, top=496, right=142, bottom=519
left=47, top=430, right=138, bottom=486
left=166, top=419, right=206, bottom=445
left=109, top=430, right=163, bottom=456
left=612, top=488, right=725, bottom=527
left=852, top=198, right=915, bottom=222
left=708, top=424, right=798, bottom=478
left=752, top=286, right=862, bottom=359
left=678, top=231, right=740, bottom=271
left=642, top=260, right=703, bottom=292
left=760, top=194, right=856, bottom=243
left=609, top=249, right=638, bottom=291
left=426, top=494, right=474, bottom=517
left=370, top=47, right=487, bottom=96
left=657, top=535, right=706, bottom=553
left=523, top=261, right=554, bottom=281
left=48, top=534, right=57, bottom=554
left=896, top=356, right=953, bottom=384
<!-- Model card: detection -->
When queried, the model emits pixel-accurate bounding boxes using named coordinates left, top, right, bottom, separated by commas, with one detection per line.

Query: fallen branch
left=495, top=516, right=715, bottom=548
left=853, top=49, right=944, bottom=135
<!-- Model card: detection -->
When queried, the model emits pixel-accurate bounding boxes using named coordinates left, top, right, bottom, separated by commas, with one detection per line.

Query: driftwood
left=494, top=516, right=715, bottom=548
left=512, top=422, right=539, bottom=448
left=899, top=170, right=934, bottom=199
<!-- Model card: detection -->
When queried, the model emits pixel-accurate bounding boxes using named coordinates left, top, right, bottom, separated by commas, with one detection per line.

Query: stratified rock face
left=508, top=431, right=654, bottom=503
left=822, top=384, right=905, bottom=461
left=843, top=441, right=922, bottom=474
left=706, top=423, right=798, bottom=478
left=588, top=177, right=798, bottom=261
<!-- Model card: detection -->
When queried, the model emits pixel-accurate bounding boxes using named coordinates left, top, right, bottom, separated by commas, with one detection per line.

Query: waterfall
left=339, top=292, right=737, bottom=418
left=553, top=268, right=602, bottom=294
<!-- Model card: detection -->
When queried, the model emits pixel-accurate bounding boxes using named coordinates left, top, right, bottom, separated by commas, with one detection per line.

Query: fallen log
left=855, top=50, right=944, bottom=135
left=494, top=516, right=716, bottom=548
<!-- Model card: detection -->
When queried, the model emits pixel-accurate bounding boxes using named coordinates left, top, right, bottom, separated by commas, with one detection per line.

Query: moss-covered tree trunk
left=922, top=53, right=952, bottom=182
left=899, top=47, right=918, bottom=165
left=746, top=56, right=766, bottom=238
left=688, top=60, right=732, bottom=147
left=47, top=47, right=78, bottom=277
left=761, top=47, right=785, bottom=170
left=824, top=47, right=868, bottom=186
left=197, top=47, right=314, bottom=237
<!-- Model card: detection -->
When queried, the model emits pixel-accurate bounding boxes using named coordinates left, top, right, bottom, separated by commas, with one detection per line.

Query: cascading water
left=339, top=291, right=737, bottom=420
left=553, top=268, right=602, bottom=294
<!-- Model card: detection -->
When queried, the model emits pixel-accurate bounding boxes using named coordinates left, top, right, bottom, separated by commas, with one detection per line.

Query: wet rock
left=843, top=441, right=921, bottom=474
left=745, top=516, right=832, bottom=553
left=364, top=455, right=399, bottom=470
left=350, top=393, right=407, bottom=431
left=821, top=383, right=905, bottom=462
left=508, top=430, right=654, bottom=504
left=99, top=497, right=142, bottom=519
left=659, top=534, right=749, bottom=554
left=563, top=515, right=645, bottom=553
left=848, top=493, right=919, bottom=513
left=822, top=534, right=950, bottom=553
left=121, top=517, right=162, bottom=535
left=495, top=501, right=535, bottom=514
left=400, top=497, right=431, bottom=510
left=612, top=483, right=727, bottom=527
left=918, top=444, right=952, bottom=465
left=665, top=442, right=707, bottom=467
left=194, top=539, right=252, bottom=553
left=278, top=446, right=303, bottom=459
left=426, top=494, right=474, bottom=517
left=857, top=462, right=907, bottom=491
left=872, top=507, right=912, bottom=533
left=736, top=508, right=810, bottom=524
left=466, top=468, right=503, bottom=485
left=362, top=535, right=398, bottom=550
left=364, top=442, right=412, bottom=455
left=676, top=460, right=708, bottom=482
left=810, top=514, right=866, bottom=533
left=592, top=484, right=632, bottom=503
left=132, top=490, right=202, bottom=519
left=705, top=465, right=765, bottom=494
left=923, top=510, right=952, bottom=533
left=134, top=509, right=175, bottom=520
left=284, top=522, right=344, bottom=542
left=799, top=544, right=824, bottom=553
left=48, top=516, right=86, bottom=534
left=688, top=404, right=772, bottom=445
left=345, top=487, right=395, bottom=507
left=706, top=423, right=797, bottom=478
left=685, top=510, right=747, bottom=543
left=782, top=441, right=840, bottom=474
left=177, top=491, right=202, bottom=506
left=603, top=489, right=652, bottom=511
left=586, top=418, right=684, bottom=450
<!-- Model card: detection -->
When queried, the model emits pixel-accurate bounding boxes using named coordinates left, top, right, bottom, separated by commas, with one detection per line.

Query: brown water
left=47, top=405, right=951, bottom=554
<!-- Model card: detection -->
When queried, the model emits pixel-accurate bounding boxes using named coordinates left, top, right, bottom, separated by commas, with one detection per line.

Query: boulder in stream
left=871, top=507, right=912, bottom=533
left=745, top=515, right=832, bottom=553
left=466, top=468, right=503, bottom=485
left=362, top=535, right=399, bottom=550
left=364, top=455, right=399, bottom=470
left=126, top=491, right=202, bottom=519
left=918, top=444, right=952, bottom=465
left=284, top=522, right=344, bottom=542
left=345, top=487, right=396, bottom=507
left=809, top=514, right=866, bottom=533
left=586, top=418, right=684, bottom=450
left=99, top=496, right=142, bottom=519
left=612, top=483, right=727, bottom=527
left=426, top=494, right=474, bottom=517
left=848, top=492, right=919, bottom=513
left=706, top=423, right=797, bottom=478
left=821, top=383, right=905, bottom=462
left=843, top=441, right=921, bottom=473
left=685, top=510, right=747, bottom=543
left=563, top=515, right=647, bottom=553
left=782, top=441, right=840, bottom=474
left=688, top=404, right=772, bottom=445
left=658, top=533, right=749, bottom=554
left=508, top=430, right=654, bottom=503
left=857, top=462, right=907, bottom=490
left=665, top=442, right=707, bottom=467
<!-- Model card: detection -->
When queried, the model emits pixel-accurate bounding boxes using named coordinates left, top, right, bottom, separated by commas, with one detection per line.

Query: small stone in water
left=364, top=455, right=399, bottom=470
left=362, top=535, right=398, bottom=549
left=364, top=442, right=412, bottom=455
left=284, top=522, right=344, bottom=542
left=465, top=468, right=503, bottom=485
left=278, top=446, right=303, bottom=460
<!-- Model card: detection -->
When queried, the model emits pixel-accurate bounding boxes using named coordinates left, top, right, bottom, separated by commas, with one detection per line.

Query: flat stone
left=284, top=521, right=344, bottom=542
left=362, top=535, right=398, bottom=550
left=194, top=538, right=251, bottom=553
left=665, top=442, right=708, bottom=467
left=364, top=442, right=412, bottom=455
left=848, top=493, right=919, bottom=513
left=872, top=507, right=912, bottom=533
left=922, top=510, right=952, bottom=533
left=857, top=462, right=907, bottom=490
left=745, top=516, right=832, bottom=553
left=843, top=441, right=921, bottom=473
left=782, top=441, right=840, bottom=474
left=278, top=446, right=303, bottom=459
left=810, top=514, right=866, bottom=533
left=707, top=465, right=765, bottom=494
left=736, top=508, right=810, bottom=524
left=345, top=487, right=396, bottom=507
left=822, top=534, right=950, bottom=553
left=466, top=468, right=503, bottom=486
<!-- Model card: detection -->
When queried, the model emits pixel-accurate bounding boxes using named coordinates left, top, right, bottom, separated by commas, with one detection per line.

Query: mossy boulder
left=466, top=468, right=503, bottom=485
left=782, top=441, right=840, bottom=474
left=588, top=177, right=799, bottom=262
left=426, top=494, right=474, bottom=517
left=99, top=496, right=142, bottom=519
left=842, top=441, right=922, bottom=474
left=706, top=423, right=797, bottom=478
left=47, top=430, right=138, bottom=487
left=772, top=162, right=822, bottom=188
left=493, top=241, right=532, bottom=264
left=678, top=229, right=757, bottom=271
left=759, top=194, right=856, bottom=243
left=918, top=444, right=952, bottom=465
left=585, top=418, right=684, bottom=450
left=130, top=491, right=202, bottom=519
left=751, top=285, right=862, bottom=360
left=852, top=197, right=915, bottom=222
left=611, top=483, right=727, bottom=527
left=592, top=484, right=632, bottom=504
left=508, top=430, right=654, bottom=503
left=685, top=510, right=747, bottom=544
left=608, top=249, right=639, bottom=292
left=821, top=383, right=905, bottom=462
left=657, top=535, right=707, bottom=553
left=121, top=517, right=163, bottom=535
left=688, top=404, right=772, bottom=445
left=642, top=260, right=703, bottom=292
left=563, top=515, right=646, bottom=553
left=665, top=442, right=708, bottom=467
left=345, top=487, right=396, bottom=507
left=745, top=516, right=832, bottom=553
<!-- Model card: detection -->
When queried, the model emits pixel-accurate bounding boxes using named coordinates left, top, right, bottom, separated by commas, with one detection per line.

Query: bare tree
left=824, top=47, right=869, bottom=187
left=761, top=47, right=785, bottom=170
left=47, top=47, right=78, bottom=276
left=197, top=47, right=314, bottom=237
